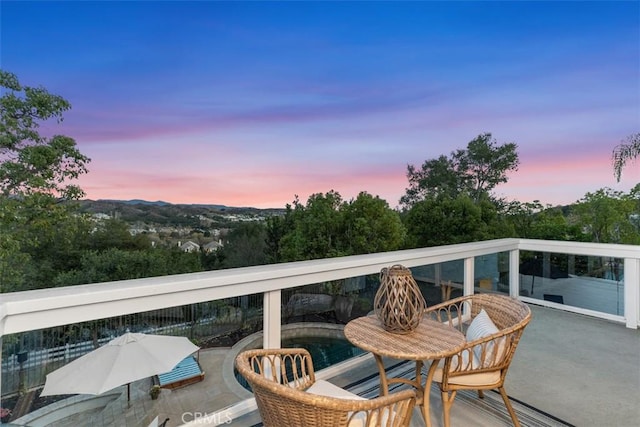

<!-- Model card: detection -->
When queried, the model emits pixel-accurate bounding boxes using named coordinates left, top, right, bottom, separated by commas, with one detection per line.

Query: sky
left=1, top=1, right=639, bottom=209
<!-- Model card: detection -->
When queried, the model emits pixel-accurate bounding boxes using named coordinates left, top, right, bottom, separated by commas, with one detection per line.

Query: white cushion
left=466, top=309, right=500, bottom=363
left=306, top=379, right=365, bottom=400
left=306, top=380, right=369, bottom=427
left=466, top=309, right=499, bottom=341
left=433, top=367, right=501, bottom=386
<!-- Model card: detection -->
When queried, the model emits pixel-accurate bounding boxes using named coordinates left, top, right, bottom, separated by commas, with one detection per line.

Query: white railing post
left=464, top=257, right=474, bottom=295
left=623, top=258, right=639, bottom=329
left=509, top=249, right=520, bottom=298
left=263, top=290, right=282, bottom=349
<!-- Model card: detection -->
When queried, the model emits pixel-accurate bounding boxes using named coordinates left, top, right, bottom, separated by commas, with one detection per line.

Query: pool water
left=236, top=335, right=364, bottom=390
left=282, top=335, right=365, bottom=369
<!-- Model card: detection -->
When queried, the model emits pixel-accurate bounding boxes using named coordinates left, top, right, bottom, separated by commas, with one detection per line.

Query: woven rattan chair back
left=235, top=348, right=416, bottom=427
left=424, top=294, right=532, bottom=427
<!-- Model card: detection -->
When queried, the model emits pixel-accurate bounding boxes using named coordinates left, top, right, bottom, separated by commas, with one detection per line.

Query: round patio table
left=344, top=314, right=466, bottom=427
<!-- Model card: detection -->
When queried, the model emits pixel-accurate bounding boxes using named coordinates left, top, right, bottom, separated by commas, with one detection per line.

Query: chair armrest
left=444, top=326, right=521, bottom=373
left=424, top=295, right=474, bottom=330
left=236, top=348, right=316, bottom=390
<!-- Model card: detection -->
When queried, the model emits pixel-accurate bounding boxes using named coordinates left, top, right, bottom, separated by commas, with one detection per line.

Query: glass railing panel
left=412, top=260, right=465, bottom=304
left=282, top=282, right=341, bottom=325
left=281, top=276, right=378, bottom=326
left=1, top=296, right=264, bottom=425
left=278, top=278, right=372, bottom=373
left=200, top=294, right=264, bottom=347
left=519, top=251, right=624, bottom=316
left=473, top=251, right=510, bottom=295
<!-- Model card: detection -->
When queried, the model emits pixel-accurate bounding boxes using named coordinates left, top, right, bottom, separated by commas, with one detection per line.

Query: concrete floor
left=506, top=304, right=640, bottom=427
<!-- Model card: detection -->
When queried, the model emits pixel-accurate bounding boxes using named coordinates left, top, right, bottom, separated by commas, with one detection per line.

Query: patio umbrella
left=41, top=332, right=199, bottom=401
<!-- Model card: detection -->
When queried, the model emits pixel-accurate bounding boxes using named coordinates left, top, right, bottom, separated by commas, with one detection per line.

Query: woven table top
left=344, top=315, right=466, bottom=360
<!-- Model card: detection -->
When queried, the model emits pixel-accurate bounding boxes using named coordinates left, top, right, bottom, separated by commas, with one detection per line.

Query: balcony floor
left=225, top=304, right=640, bottom=427
left=234, top=305, right=640, bottom=427
left=10, top=304, right=638, bottom=427
left=506, top=304, right=639, bottom=427
left=232, top=304, right=640, bottom=427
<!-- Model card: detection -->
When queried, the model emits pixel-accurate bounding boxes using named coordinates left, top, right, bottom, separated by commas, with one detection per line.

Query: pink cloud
left=77, top=138, right=640, bottom=210
left=78, top=158, right=409, bottom=209
left=499, top=151, right=640, bottom=205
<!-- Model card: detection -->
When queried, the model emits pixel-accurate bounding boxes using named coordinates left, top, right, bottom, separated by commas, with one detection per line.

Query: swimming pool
left=235, top=335, right=364, bottom=390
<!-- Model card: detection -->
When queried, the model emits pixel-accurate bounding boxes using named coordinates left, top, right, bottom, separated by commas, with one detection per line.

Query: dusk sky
left=2, top=1, right=638, bottom=209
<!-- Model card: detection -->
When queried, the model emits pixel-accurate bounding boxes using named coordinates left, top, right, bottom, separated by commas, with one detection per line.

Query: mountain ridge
left=93, top=198, right=230, bottom=209
left=76, top=199, right=286, bottom=228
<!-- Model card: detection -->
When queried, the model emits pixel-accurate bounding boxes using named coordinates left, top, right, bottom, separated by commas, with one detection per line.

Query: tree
left=53, top=247, right=203, bottom=286
left=571, top=188, right=640, bottom=244
left=458, top=134, right=519, bottom=202
left=275, top=191, right=405, bottom=262
left=612, top=132, right=640, bottom=182
left=342, top=192, right=405, bottom=254
left=0, top=70, right=90, bottom=199
left=265, top=201, right=298, bottom=264
left=0, top=227, right=29, bottom=292
left=278, top=191, right=345, bottom=261
left=503, top=200, right=583, bottom=241
left=503, top=200, right=544, bottom=238
left=219, top=222, right=268, bottom=268
left=401, top=133, right=518, bottom=208
left=402, top=155, right=459, bottom=207
left=403, top=195, right=508, bottom=248
left=0, top=70, right=90, bottom=292
left=87, top=218, right=152, bottom=251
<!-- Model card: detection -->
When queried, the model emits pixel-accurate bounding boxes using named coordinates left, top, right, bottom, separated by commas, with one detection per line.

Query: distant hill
left=100, top=199, right=173, bottom=206
left=76, top=199, right=286, bottom=228
left=97, top=199, right=228, bottom=209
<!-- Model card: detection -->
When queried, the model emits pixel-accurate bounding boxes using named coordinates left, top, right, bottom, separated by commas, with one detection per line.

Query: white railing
left=516, top=238, right=639, bottom=327
left=1, top=238, right=638, bottom=396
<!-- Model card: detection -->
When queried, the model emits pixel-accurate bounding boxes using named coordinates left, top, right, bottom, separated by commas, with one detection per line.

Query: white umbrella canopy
left=41, top=332, right=199, bottom=399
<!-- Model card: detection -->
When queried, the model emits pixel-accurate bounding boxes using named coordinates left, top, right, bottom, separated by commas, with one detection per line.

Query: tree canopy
left=0, top=70, right=90, bottom=199
left=403, top=195, right=512, bottom=247
left=571, top=187, right=640, bottom=244
left=0, top=71, right=91, bottom=292
left=270, top=191, right=405, bottom=262
left=503, top=200, right=583, bottom=241
left=401, top=133, right=518, bottom=208
left=218, top=222, right=268, bottom=268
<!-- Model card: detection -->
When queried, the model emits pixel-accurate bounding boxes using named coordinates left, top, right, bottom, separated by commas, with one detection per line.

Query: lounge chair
left=156, top=354, right=204, bottom=389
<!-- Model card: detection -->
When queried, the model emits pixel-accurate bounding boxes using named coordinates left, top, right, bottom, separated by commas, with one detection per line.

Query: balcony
left=1, top=238, right=639, bottom=426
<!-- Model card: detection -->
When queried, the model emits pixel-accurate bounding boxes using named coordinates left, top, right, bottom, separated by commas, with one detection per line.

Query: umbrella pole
left=127, top=383, right=130, bottom=402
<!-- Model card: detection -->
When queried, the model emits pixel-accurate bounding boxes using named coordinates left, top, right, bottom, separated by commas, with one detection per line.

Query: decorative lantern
left=374, top=264, right=427, bottom=334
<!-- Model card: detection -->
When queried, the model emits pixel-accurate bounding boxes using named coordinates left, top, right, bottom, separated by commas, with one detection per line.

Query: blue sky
left=2, top=1, right=638, bottom=208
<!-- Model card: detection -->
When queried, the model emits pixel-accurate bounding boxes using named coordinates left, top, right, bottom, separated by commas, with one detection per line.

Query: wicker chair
left=423, top=294, right=531, bottom=427
left=235, top=348, right=416, bottom=427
